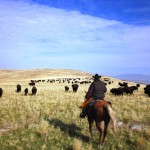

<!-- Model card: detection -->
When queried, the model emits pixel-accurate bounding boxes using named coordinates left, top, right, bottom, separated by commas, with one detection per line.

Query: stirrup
left=80, top=112, right=86, bottom=118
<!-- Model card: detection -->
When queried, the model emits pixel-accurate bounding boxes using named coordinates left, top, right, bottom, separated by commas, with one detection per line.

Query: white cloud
left=0, top=0, right=150, bottom=75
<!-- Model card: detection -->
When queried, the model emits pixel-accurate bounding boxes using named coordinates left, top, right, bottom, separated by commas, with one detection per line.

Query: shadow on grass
left=47, top=118, right=89, bottom=143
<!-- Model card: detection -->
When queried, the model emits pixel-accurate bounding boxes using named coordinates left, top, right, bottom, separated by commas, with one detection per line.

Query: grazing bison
left=110, top=85, right=138, bottom=96
left=0, top=88, right=3, bottom=98
left=24, top=88, right=28, bottom=96
left=16, top=84, right=21, bottom=93
left=110, top=87, right=124, bottom=96
left=32, top=86, right=37, bottom=95
left=65, top=86, right=69, bottom=92
left=118, top=82, right=128, bottom=87
left=72, top=84, right=79, bottom=92
left=29, top=82, right=35, bottom=86
left=144, top=85, right=150, bottom=97
left=123, top=86, right=138, bottom=95
left=108, top=81, right=111, bottom=84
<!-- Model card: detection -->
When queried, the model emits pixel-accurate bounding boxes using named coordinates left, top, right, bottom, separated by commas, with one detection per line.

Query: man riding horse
left=80, top=74, right=107, bottom=118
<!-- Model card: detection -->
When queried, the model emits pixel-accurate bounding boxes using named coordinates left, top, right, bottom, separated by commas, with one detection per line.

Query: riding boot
left=80, top=107, right=87, bottom=118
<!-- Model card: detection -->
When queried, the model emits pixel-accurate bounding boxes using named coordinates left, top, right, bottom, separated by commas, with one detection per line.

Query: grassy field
left=0, top=69, right=150, bottom=150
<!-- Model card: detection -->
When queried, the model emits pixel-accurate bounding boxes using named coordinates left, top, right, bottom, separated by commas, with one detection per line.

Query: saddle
left=79, top=97, right=104, bottom=108
left=86, top=100, right=112, bottom=117
left=79, top=97, right=93, bottom=108
left=79, top=97, right=112, bottom=108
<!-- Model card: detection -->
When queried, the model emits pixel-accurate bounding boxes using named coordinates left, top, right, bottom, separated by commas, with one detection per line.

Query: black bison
left=144, top=85, right=150, bottom=97
left=32, top=86, right=37, bottom=95
left=108, top=81, right=111, bottom=84
left=29, top=82, right=35, bottom=86
left=110, top=87, right=124, bottom=96
left=0, top=88, right=3, bottom=98
left=124, top=86, right=138, bottom=95
left=72, top=84, right=79, bottom=92
left=118, top=82, right=128, bottom=87
left=110, top=86, right=138, bottom=96
left=65, top=86, right=69, bottom=92
left=16, top=84, right=21, bottom=93
left=24, top=88, right=28, bottom=96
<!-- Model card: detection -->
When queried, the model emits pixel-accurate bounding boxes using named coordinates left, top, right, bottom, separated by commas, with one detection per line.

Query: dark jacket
left=85, top=79, right=107, bottom=99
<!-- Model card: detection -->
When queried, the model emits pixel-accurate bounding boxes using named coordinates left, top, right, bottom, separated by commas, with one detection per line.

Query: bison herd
left=0, top=78, right=150, bottom=98
left=110, top=82, right=141, bottom=96
left=110, top=86, right=138, bottom=96
left=65, top=84, right=79, bottom=92
left=15, top=84, right=37, bottom=96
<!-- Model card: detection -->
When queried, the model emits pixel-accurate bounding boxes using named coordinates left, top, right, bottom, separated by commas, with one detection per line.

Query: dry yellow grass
left=0, top=69, right=149, bottom=150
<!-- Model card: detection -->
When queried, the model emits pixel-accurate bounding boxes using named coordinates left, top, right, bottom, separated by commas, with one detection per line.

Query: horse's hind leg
left=95, top=122, right=102, bottom=145
left=102, top=121, right=109, bottom=144
left=88, top=119, right=94, bottom=142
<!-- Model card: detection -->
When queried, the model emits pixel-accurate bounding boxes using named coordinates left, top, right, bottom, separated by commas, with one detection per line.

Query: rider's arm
left=85, top=83, right=94, bottom=99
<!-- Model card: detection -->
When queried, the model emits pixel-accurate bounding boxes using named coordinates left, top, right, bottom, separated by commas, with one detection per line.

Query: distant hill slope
left=0, top=69, right=92, bottom=81
left=0, top=69, right=147, bottom=89
left=114, top=74, right=150, bottom=84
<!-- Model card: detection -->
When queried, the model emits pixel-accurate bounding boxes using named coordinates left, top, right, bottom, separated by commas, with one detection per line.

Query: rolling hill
left=0, top=69, right=92, bottom=81
left=0, top=69, right=147, bottom=88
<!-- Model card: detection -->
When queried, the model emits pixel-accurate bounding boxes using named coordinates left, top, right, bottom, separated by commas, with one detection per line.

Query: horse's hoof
left=98, top=143, right=104, bottom=149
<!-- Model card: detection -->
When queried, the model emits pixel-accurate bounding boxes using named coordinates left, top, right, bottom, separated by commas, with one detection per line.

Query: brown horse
left=86, top=100, right=117, bottom=146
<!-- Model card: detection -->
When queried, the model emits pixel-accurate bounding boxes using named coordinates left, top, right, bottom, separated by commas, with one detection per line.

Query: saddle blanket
left=79, top=98, right=104, bottom=108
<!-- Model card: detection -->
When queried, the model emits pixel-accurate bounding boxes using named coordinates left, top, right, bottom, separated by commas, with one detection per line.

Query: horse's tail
left=106, top=104, right=117, bottom=133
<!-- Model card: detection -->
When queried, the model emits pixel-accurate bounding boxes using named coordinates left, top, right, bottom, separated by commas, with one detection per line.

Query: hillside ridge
left=114, top=73, right=150, bottom=84
left=0, top=69, right=93, bottom=81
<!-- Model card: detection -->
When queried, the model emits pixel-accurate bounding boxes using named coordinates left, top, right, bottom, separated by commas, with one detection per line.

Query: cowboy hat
left=92, top=74, right=101, bottom=79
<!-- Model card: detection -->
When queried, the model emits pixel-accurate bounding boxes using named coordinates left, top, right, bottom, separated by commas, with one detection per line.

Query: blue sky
left=0, top=0, right=150, bottom=76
